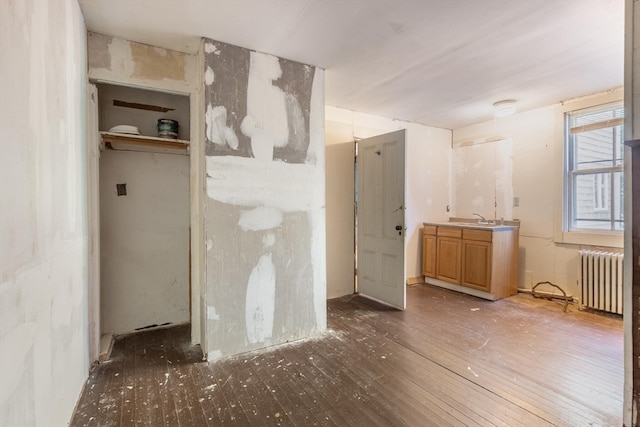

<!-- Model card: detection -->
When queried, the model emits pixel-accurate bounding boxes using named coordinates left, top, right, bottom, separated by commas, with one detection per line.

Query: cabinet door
left=436, top=237, right=461, bottom=284
left=422, top=234, right=437, bottom=278
left=461, top=240, right=492, bottom=291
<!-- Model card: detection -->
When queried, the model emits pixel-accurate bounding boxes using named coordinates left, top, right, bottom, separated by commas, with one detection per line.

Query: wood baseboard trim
left=406, top=276, right=425, bottom=286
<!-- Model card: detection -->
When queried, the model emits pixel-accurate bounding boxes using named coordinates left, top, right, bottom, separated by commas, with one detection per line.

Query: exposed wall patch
left=239, top=206, right=283, bottom=231
left=241, top=52, right=289, bottom=161
left=205, top=105, right=239, bottom=149
left=87, top=32, right=112, bottom=70
left=130, top=43, right=186, bottom=82
left=207, top=305, right=220, bottom=321
left=204, top=66, right=215, bottom=85
left=245, top=254, right=276, bottom=344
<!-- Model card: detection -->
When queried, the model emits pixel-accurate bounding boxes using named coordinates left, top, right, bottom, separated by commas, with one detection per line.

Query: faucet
left=472, top=213, right=487, bottom=224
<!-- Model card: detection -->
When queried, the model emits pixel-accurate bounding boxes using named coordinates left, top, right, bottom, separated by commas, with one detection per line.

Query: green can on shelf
left=157, top=119, right=179, bottom=139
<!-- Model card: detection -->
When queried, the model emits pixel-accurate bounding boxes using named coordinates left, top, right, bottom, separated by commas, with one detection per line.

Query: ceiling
left=78, top=0, right=624, bottom=130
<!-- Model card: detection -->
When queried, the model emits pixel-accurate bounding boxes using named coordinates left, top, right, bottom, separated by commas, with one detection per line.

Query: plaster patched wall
left=203, top=39, right=326, bottom=359
left=87, top=32, right=197, bottom=94
left=452, top=139, right=514, bottom=221
left=0, top=0, right=88, bottom=425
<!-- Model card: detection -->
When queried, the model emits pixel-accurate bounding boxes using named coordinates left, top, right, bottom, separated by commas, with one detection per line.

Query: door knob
left=395, top=225, right=402, bottom=230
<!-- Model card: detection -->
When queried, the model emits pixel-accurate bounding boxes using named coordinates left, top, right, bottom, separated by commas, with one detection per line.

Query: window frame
left=564, top=101, right=624, bottom=234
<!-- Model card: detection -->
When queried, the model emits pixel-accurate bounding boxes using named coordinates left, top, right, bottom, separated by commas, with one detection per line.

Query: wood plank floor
left=71, top=284, right=623, bottom=426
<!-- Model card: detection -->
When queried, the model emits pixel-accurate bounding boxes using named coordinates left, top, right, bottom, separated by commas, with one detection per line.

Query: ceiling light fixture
left=493, top=99, right=517, bottom=117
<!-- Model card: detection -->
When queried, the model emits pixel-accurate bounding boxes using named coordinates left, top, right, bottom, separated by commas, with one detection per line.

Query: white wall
left=100, top=150, right=190, bottom=334
left=0, top=1, right=89, bottom=425
left=325, top=106, right=452, bottom=298
left=452, top=138, right=513, bottom=220
left=453, top=88, right=623, bottom=298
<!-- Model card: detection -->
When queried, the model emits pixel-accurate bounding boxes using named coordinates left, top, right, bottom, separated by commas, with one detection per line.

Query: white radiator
left=579, top=250, right=624, bottom=315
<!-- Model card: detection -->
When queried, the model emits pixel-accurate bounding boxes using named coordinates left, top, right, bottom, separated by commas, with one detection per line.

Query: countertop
left=423, top=217, right=520, bottom=232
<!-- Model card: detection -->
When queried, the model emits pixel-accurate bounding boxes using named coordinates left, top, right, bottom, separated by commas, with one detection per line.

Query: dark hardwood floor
left=71, top=284, right=623, bottom=426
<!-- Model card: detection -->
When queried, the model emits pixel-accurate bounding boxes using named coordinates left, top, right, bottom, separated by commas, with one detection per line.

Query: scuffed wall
left=325, top=106, right=452, bottom=297
left=0, top=0, right=88, bottom=425
left=99, top=150, right=190, bottom=335
left=203, top=39, right=326, bottom=359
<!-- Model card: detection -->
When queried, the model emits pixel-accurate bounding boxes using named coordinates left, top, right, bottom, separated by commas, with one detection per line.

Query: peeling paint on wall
left=203, top=39, right=325, bottom=358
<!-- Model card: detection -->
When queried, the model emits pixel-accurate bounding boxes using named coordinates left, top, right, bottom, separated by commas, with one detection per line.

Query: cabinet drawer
left=423, top=225, right=437, bottom=236
left=463, top=229, right=492, bottom=242
left=437, top=226, right=462, bottom=238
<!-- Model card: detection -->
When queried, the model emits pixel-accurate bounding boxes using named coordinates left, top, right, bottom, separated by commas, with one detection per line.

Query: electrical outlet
left=513, top=196, right=520, bottom=207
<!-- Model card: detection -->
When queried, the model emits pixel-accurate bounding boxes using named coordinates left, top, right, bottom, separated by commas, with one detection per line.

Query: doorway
left=88, top=82, right=192, bottom=358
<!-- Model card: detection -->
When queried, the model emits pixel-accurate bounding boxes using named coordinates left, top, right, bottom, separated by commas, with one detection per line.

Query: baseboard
left=99, top=333, right=114, bottom=362
left=406, top=276, right=425, bottom=286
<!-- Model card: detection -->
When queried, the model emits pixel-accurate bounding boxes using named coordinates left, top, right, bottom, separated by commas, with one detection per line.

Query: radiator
left=579, top=250, right=624, bottom=315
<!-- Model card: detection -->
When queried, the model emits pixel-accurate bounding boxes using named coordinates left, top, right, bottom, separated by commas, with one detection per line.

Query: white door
left=357, top=129, right=406, bottom=309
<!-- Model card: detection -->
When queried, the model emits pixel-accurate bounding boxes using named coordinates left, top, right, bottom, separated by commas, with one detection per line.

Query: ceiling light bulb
left=493, top=100, right=517, bottom=117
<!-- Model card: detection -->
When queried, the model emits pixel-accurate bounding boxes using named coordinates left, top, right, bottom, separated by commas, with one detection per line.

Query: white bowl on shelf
left=109, top=125, right=140, bottom=135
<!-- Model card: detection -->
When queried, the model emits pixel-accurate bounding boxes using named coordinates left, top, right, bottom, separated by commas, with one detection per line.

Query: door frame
left=85, top=79, right=203, bottom=366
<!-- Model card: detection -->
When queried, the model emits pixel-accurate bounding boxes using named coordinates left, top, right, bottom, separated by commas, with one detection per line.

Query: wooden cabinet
left=422, top=226, right=437, bottom=278
left=461, top=229, right=492, bottom=292
left=435, top=226, right=462, bottom=284
left=422, top=223, right=519, bottom=300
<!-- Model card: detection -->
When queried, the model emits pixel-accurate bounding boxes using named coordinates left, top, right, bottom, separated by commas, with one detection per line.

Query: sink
left=452, top=221, right=498, bottom=227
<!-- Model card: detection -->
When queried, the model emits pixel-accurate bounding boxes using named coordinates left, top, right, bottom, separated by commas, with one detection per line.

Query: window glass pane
left=572, top=172, right=612, bottom=230
left=566, top=101, right=624, bottom=232
left=573, top=128, right=614, bottom=169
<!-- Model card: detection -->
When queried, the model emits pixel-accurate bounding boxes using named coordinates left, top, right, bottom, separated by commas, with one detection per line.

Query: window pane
left=566, top=101, right=624, bottom=232
left=573, top=128, right=614, bottom=170
left=572, top=172, right=612, bottom=230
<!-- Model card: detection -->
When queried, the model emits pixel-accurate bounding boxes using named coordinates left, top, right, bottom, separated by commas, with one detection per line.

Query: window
left=565, top=102, right=624, bottom=232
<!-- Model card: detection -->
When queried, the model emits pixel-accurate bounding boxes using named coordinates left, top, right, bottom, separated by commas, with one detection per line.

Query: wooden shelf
left=100, top=132, right=189, bottom=152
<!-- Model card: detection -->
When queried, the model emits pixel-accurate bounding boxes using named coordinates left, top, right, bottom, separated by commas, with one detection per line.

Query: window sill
left=556, top=230, right=623, bottom=248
